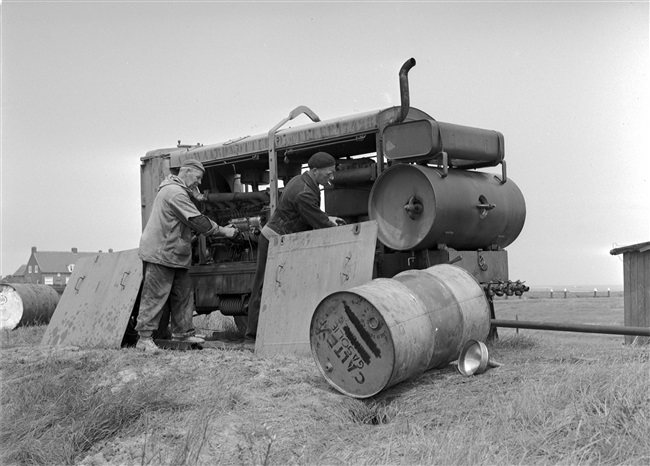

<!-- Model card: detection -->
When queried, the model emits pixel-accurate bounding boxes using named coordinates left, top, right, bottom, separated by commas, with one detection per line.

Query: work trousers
left=135, top=262, right=194, bottom=338
left=246, top=234, right=269, bottom=340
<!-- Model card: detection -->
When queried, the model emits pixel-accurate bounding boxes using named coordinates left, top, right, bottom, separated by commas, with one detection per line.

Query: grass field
left=1, top=296, right=648, bottom=465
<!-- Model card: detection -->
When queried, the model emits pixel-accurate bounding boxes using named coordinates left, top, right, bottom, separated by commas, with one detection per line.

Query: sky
left=1, top=1, right=648, bottom=288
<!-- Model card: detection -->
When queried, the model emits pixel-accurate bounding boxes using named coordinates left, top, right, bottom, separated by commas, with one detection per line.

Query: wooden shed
left=610, top=241, right=650, bottom=345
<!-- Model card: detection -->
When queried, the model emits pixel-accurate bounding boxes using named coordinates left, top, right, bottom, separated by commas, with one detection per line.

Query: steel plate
left=41, top=249, right=143, bottom=348
left=255, top=221, right=377, bottom=357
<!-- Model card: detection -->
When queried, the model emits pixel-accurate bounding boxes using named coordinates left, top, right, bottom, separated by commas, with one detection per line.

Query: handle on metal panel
left=120, top=271, right=130, bottom=289
left=74, top=276, right=85, bottom=293
left=275, top=265, right=283, bottom=288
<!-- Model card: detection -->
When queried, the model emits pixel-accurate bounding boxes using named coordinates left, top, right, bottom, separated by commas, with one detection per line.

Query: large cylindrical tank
left=310, top=264, right=490, bottom=398
left=368, top=164, right=526, bottom=251
left=0, top=283, right=60, bottom=330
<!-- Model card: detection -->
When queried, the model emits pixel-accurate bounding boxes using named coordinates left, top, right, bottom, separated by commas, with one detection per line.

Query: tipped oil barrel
left=0, top=283, right=60, bottom=330
left=309, top=264, right=490, bottom=398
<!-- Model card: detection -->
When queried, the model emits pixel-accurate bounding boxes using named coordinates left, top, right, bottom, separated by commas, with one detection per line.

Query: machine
left=138, top=58, right=528, bottom=334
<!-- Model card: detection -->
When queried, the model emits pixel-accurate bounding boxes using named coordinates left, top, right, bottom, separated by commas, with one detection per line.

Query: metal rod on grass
left=491, top=319, right=650, bottom=337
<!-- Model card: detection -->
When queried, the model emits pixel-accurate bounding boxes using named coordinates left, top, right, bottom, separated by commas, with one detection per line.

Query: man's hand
left=191, top=188, right=209, bottom=202
left=328, top=216, right=346, bottom=226
left=218, top=225, right=239, bottom=239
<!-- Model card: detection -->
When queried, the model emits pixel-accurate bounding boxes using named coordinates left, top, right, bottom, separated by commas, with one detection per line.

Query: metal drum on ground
left=309, top=264, right=491, bottom=398
left=0, top=283, right=61, bottom=330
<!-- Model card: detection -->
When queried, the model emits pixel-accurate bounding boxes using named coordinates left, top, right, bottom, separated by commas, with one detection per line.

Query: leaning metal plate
left=255, top=221, right=377, bottom=357
left=41, top=249, right=143, bottom=348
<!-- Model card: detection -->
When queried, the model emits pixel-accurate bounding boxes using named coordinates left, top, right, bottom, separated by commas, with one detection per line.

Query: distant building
left=18, top=246, right=113, bottom=286
left=1, top=264, right=28, bottom=283
left=610, top=241, right=650, bottom=345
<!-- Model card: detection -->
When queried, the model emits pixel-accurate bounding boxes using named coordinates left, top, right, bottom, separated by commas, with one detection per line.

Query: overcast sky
left=1, top=1, right=648, bottom=288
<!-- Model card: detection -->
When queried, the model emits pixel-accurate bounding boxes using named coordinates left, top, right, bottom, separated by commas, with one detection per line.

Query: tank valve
left=476, top=202, right=496, bottom=219
left=404, top=196, right=423, bottom=219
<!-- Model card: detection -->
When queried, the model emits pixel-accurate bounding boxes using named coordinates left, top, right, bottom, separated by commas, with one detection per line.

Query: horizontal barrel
left=382, top=120, right=504, bottom=167
left=368, top=164, right=526, bottom=251
left=310, top=264, right=490, bottom=398
left=0, top=283, right=60, bottom=330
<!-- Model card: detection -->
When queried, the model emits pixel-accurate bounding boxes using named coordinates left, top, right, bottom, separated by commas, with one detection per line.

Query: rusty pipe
left=394, top=58, right=416, bottom=124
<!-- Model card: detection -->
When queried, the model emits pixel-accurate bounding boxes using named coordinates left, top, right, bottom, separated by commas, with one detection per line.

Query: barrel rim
left=369, top=164, right=437, bottom=251
left=310, top=287, right=402, bottom=398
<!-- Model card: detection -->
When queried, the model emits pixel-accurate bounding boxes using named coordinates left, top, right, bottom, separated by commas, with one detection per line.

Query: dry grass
left=1, top=299, right=649, bottom=465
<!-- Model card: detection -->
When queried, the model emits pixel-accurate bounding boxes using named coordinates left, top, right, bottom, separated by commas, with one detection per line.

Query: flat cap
left=181, top=159, right=205, bottom=173
left=308, top=152, right=336, bottom=169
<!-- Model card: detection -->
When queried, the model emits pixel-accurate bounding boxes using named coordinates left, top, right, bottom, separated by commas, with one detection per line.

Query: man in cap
left=135, top=159, right=238, bottom=352
left=245, top=151, right=344, bottom=344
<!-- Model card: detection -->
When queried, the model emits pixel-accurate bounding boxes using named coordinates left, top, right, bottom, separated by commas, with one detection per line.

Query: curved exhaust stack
left=393, top=57, right=416, bottom=125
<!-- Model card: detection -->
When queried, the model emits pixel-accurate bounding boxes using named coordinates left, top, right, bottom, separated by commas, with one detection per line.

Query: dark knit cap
left=308, top=152, right=336, bottom=169
left=181, top=159, right=205, bottom=173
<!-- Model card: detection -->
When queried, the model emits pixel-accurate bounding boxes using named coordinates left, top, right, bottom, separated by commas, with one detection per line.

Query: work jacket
left=139, top=175, right=218, bottom=268
left=265, top=172, right=332, bottom=236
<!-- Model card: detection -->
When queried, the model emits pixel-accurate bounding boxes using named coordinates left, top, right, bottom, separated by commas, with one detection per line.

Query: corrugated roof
left=33, top=251, right=102, bottom=273
left=610, top=241, right=650, bottom=255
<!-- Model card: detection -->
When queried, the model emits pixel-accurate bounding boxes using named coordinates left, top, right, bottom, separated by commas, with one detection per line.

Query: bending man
left=136, top=159, right=237, bottom=352
left=246, top=151, right=343, bottom=343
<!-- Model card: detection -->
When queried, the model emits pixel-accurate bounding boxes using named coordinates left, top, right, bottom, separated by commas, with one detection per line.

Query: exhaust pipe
left=391, top=57, right=416, bottom=125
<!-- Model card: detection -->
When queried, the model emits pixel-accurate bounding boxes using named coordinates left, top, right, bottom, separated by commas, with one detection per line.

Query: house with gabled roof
left=23, top=246, right=112, bottom=286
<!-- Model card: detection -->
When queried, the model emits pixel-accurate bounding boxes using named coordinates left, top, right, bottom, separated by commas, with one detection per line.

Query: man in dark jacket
left=136, top=159, right=237, bottom=353
left=245, top=152, right=343, bottom=343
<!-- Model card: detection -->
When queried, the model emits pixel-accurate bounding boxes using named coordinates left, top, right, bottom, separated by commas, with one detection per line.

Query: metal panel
left=255, top=221, right=378, bottom=357
left=41, top=249, right=143, bottom=348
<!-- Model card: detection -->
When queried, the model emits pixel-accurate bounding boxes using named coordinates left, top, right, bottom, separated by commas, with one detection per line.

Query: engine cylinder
left=368, top=164, right=525, bottom=251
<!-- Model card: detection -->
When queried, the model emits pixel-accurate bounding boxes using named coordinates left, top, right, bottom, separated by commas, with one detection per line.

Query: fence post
left=550, top=288, right=553, bottom=299
left=515, top=314, right=519, bottom=334
left=564, top=288, right=567, bottom=299
left=594, top=288, right=597, bottom=298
